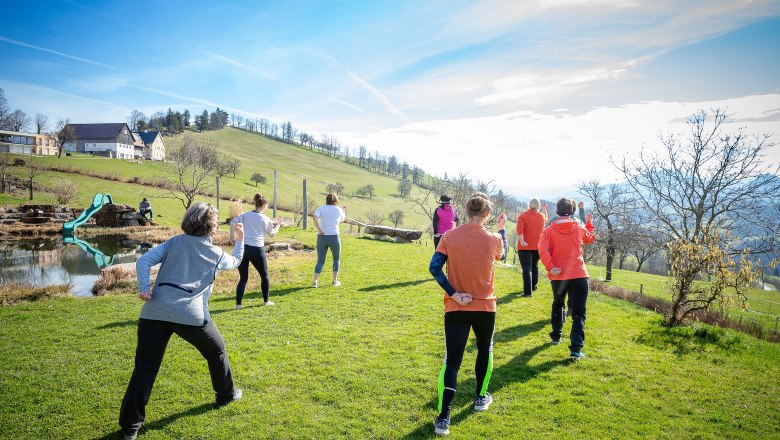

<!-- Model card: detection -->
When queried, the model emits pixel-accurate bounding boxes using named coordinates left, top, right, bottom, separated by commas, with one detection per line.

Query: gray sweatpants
left=315, top=234, right=341, bottom=273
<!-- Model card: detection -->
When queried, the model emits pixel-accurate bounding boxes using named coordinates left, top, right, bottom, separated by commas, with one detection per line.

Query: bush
left=51, top=179, right=78, bottom=205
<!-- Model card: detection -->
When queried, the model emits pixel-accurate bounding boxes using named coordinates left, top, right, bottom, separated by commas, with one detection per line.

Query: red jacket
left=516, top=208, right=546, bottom=250
left=538, top=216, right=596, bottom=280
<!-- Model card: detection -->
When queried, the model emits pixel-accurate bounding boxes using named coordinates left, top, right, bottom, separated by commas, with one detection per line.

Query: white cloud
left=203, top=51, right=278, bottom=80
left=335, top=93, right=780, bottom=198
left=0, top=35, right=113, bottom=69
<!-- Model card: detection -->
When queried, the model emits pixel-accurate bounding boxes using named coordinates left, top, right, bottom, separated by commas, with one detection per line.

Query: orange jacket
left=538, top=216, right=595, bottom=280
left=516, top=208, right=546, bottom=250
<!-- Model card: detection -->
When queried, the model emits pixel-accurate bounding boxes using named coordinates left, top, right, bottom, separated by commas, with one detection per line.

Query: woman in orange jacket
left=516, top=198, right=547, bottom=296
left=538, top=198, right=595, bottom=361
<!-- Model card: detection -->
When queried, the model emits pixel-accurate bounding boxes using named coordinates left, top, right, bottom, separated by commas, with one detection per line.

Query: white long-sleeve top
left=230, top=210, right=279, bottom=247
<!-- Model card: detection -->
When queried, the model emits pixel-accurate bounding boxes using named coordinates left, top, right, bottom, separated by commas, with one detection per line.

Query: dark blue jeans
left=549, top=278, right=589, bottom=352
left=518, top=250, right=540, bottom=295
left=119, top=318, right=237, bottom=435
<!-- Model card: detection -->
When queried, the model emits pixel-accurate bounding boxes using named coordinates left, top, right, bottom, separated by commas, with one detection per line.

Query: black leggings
left=438, top=311, right=495, bottom=417
left=236, top=245, right=269, bottom=304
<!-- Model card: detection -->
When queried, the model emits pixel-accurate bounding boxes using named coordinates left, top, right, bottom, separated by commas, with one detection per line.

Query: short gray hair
left=529, top=198, right=540, bottom=210
left=181, top=202, right=219, bottom=236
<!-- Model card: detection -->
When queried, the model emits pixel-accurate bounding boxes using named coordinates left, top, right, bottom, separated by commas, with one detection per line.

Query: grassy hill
left=1, top=128, right=434, bottom=231
left=0, top=230, right=778, bottom=438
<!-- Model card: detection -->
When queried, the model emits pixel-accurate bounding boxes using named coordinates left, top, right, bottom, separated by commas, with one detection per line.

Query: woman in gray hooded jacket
left=119, top=203, right=245, bottom=440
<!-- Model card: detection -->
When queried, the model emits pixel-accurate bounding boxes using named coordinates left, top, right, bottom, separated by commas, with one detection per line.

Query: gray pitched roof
left=66, top=123, right=129, bottom=139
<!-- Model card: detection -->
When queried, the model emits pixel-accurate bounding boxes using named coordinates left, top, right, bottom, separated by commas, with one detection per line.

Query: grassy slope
left=582, top=265, right=780, bottom=330
left=1, top=230, right=779, bottom=439
left=5, top=128, right=432, bottom=230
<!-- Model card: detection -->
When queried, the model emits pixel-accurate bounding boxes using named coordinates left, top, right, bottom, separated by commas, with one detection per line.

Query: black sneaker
left=521, top=293, right=532, bottom=298
left=551, top=338, right=561, bottom=345
left=434, top=416, right=450, bottom=435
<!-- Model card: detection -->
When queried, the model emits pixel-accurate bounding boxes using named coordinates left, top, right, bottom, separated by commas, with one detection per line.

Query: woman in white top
left=312, top=193, right=347, bottom=287
left=230, top=193, right=281, bottom=309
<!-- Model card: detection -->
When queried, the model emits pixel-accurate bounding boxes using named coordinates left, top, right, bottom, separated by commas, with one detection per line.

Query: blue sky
left=2, top=0, right=779, bottom=197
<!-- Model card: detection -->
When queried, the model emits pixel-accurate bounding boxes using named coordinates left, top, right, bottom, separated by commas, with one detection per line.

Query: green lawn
left=1, top=231, right=779, bottom=439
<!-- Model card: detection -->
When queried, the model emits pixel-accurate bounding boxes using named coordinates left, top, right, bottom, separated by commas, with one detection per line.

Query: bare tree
left=325, top=182, right=344, bottom=196
left=52, top=119, right=76, bottom=158
left=127, top=110, right=146, bottom=132
left=366, top=209, right=386, bottom=225
left=388, top=209, right=405, bottom=227
left=614, top=109, right=780, bottom=248
left=0, top=153, right=11, bottom=193
left=615, top=109, right=780, bottom=325
left=25, top=157, right=44, bottom=200
left=577, top=179, right=634, bottom=281
left=34, top=113, right=49, bottom=134
left=8, top=110, right=30, bottom=132
left=166, top=135, right=220, bottom=209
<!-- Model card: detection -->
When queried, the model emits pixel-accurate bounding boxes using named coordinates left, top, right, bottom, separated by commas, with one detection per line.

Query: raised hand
left=233, top=222, right=244, bottom=241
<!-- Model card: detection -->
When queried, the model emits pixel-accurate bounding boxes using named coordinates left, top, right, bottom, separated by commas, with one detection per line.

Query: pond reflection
left=0, top=235, right=147, bottom=296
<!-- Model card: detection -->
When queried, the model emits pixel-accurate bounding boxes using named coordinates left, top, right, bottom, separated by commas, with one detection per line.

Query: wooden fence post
left=273, top=169, right=277, bottom=218
left=302, top=179, right=308, bottom=230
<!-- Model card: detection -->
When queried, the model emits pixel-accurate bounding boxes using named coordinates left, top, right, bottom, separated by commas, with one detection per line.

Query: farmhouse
left=135, top=130, right=165, bottom=161
left=0, top=130, right=57, bottom=155
left=63, top=123, right=136, bottom=159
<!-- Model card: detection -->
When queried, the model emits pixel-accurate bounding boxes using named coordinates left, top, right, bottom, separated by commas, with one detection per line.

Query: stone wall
left=0, top=205, right=74, bottom=225
left=93, top=204, right=150, bottom=227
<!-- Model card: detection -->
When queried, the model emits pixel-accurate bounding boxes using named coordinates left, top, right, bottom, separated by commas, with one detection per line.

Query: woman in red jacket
left=516, top=198, right=547, bottom=296
left=538, top=198, right=595, bottom=361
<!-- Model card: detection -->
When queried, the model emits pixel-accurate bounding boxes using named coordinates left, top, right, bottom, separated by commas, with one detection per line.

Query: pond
left=0, top=235, right=150, bottom=296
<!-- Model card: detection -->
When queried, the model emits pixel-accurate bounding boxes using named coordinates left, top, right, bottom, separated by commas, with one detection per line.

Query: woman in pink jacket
left=432, top=194, right=459, bottom=248
left=538, top=198, right=595, bottom=361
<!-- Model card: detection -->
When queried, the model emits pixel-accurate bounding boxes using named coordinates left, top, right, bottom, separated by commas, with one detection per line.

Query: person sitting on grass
left=119, top=203, right=245, bottom=440
left=139, top=198, right=153, bottom=220
left=538, top=198, right=595, bottom=361
left=428, top=192, right=507, bottom=436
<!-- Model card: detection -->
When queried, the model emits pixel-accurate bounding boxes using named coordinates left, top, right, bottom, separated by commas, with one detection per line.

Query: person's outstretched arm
left=218, top=224, right=245, bottom=269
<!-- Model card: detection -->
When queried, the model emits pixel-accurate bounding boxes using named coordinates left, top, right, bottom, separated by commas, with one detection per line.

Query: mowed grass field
left=3, top=127, right=433, bottom=230
left=1, top=230, right=779, bottom=439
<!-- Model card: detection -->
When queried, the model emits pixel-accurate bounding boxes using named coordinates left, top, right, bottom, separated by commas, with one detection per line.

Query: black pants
left=550, top=278, right=589, bottom=352
left=236, top=244, right=269, bottom=304
left=119, top=318, right=237, bottom=434
left=433, top=235, right=442, bottom=249
left=518, top=250, right=540, bottom=294
left=438, top=311, right=495, bottom=417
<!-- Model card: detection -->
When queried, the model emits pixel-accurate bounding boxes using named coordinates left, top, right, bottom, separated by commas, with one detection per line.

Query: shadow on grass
left=635, top=320, right=744, bottom=356
left=400, top=342, right=568, bottom=439
left=496, top=291, right=524, bottom=305
left=95, top=402, right=214, bottom=440
left=96, top=319, right=138, bottom=330
left=357, top=279, right=433, bottom=292
left=211, top=286, right=308, bottom=304
left=492, top=319, right=548, bottom=344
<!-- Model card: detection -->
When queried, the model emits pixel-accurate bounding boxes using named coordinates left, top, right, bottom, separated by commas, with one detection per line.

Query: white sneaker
left=264, top=301, right=275, bottom=306
left=312, top=281, right=319, bottom=288
left=332, top=280, right=342, bottom=287
left=235, top=304, right=243, bottom=310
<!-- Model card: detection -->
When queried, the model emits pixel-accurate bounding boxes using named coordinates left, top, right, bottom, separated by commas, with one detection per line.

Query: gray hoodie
left=136, top=234, right=243, bottom=326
